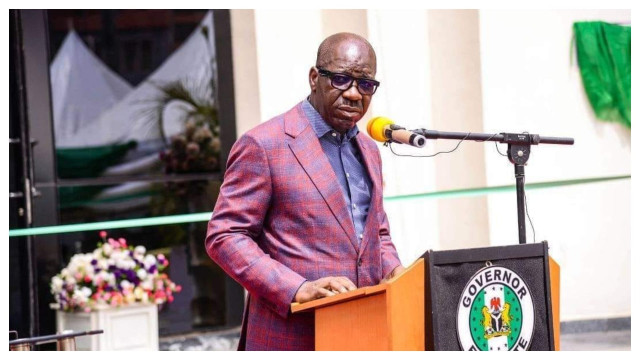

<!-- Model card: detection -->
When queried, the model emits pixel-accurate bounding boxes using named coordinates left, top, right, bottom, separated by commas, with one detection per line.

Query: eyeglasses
left=316, top=67, right=380, bottom=95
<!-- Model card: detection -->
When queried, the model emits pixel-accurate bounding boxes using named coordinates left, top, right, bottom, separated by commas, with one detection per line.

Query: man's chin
left=334, top=118, right=359, bottom=132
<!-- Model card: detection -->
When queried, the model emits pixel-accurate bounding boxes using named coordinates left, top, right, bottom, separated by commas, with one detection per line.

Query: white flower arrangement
left=50, top=231, right=181, bottom=312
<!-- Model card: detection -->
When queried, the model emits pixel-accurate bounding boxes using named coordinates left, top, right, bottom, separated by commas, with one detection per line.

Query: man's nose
left=342, top=80, right=363, bottom=101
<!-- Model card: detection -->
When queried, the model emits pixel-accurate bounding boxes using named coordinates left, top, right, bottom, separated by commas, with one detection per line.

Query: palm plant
left=145, top=24, right=221, bottom=175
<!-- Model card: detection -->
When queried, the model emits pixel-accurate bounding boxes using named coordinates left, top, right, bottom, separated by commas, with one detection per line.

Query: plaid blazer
left=205, top=101, right=402, bottom=350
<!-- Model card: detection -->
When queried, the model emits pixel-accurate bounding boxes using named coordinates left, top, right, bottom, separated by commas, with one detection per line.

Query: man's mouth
left=336, top=106, right=362, bottom=119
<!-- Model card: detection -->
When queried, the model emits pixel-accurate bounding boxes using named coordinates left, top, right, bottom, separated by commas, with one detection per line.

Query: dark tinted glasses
left=317, top=67, right=380, bottom=95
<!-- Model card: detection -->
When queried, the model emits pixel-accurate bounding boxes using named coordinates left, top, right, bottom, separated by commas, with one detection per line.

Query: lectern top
left=291, top=259, right=424, bottom=314
left=291, top=283, right=387, bottom=313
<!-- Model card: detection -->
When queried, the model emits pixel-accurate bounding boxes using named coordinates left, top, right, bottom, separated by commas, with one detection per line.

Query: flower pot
left=56, top=303, right=159, bottom=350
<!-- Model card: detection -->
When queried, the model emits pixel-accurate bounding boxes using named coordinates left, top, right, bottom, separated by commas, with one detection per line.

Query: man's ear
left=309, top=67, right=318, bottom=92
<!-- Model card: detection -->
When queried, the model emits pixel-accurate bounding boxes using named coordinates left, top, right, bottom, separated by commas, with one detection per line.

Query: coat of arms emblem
left=456, top=265, right=535, bottom=351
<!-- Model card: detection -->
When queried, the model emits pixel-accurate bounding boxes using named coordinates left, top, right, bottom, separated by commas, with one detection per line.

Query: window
left=45, top=9, right=239, bottom=336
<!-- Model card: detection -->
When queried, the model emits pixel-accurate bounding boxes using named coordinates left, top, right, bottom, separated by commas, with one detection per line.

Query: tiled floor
left=560, top=330, right=631, bottom=351
left=159, top=328, right=631, bottom=351
left=160, top=327, right=240, bottom=351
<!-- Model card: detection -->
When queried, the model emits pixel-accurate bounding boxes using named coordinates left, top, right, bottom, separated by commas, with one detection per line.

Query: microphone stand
left=412, top=129, right=574, bottom=244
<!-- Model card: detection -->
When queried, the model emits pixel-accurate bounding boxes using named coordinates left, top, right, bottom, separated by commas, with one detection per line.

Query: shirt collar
left=302, top=99, right=360, bottom=141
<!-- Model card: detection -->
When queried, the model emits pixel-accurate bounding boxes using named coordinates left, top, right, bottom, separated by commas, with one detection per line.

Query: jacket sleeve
left=378, top=209, right=402, bottom=278
left=205, top=134, right=306, bottom=318
left=374, top=147, right=403, bottom=278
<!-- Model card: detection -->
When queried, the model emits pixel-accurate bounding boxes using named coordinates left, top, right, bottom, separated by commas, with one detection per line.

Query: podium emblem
left=456, top=265, right=535, bottom=351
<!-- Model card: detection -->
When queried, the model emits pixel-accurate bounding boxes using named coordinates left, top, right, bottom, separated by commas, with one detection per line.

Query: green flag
left=574, top=21, right=631, bottom=128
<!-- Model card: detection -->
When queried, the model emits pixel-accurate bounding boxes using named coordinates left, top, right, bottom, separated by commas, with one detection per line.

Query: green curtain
left=573, top=21, right=631, bottom=128
left=58, top=185, right=109, bottom=208
left=56, top=141, right=138, bottom=207
left=56, top=141, right=137, bottom=179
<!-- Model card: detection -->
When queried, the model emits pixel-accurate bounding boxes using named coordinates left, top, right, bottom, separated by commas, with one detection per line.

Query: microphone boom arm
left=413, top=129, right=574, bottom=146
left=411, top=128, right=574, bottom=245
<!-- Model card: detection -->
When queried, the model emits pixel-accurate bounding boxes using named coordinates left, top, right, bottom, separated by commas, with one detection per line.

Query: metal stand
left=514, top=164, right=527, bottom=244
left=503, top=133, right=535, bottom=244
left=9, top=329, right=103, bottom=351
left=413, top=129, right=574, bottom=244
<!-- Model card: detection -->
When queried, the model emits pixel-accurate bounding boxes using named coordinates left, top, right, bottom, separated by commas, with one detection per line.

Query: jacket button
left=357, top=258, right=363, bottom=267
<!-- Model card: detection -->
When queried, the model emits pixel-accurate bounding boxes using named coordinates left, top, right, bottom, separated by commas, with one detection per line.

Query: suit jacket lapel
left=285, top=103, right=359, bottom=252
left=355, top=133, right=381, bottom=255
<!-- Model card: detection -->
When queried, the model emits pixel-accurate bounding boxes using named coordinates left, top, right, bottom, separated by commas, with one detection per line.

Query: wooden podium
left=291, top=259, right=425, bottom=350
left=291, top=245, right=561, bottom=351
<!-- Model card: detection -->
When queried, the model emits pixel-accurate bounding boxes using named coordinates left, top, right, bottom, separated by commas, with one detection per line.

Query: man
left=205, top=32, right=404, bottom=351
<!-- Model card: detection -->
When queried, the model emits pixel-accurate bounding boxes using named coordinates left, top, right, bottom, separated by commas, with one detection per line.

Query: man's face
left=309, top=41, right=377, bottom=134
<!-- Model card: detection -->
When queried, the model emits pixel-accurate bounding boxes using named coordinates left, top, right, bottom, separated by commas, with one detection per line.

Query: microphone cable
left=386, top=132, right=471, bottom=158
left=524, top=191, right=537, bottom=243
left=386, top=132, right=508, bottom=158
left=386, top=131, right=536, bottom=243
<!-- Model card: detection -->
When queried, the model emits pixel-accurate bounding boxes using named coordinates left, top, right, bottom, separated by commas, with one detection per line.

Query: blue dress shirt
left=302, top=100, right=372, bottom=244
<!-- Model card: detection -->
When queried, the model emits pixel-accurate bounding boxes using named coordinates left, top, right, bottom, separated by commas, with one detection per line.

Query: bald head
left=315, top=32, right=376, bottom=72
left=308, top=32, right=378, bottom=134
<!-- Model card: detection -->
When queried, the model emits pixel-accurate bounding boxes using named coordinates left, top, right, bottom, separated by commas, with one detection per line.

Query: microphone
left=366, top=117, right=427, bottom=148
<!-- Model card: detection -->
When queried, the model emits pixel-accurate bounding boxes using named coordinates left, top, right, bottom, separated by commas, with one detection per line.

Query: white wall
left=254, top=10, right=323, bottom=122
left=366, top=10, right=440, bottom=265
left=230, top=9, right=632, bottom=322
left=478, top=10, right=631, bottom=321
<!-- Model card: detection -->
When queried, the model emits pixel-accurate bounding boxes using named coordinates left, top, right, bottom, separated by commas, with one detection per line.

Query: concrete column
left=427, top=10, right=490, bottom=249
left=321, top=10, right=369, bottom=39
left=230, top=10, right=261, bottom=137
